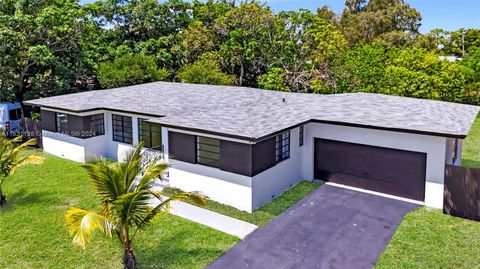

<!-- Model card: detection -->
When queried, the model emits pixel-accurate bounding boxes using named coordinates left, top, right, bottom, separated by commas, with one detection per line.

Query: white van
left=0, top=102, right=23, bottom=134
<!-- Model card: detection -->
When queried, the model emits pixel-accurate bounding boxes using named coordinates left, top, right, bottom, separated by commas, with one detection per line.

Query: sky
left=80, top=0, right=480, bottom=33
left=266, top=0, right=480, bottom=33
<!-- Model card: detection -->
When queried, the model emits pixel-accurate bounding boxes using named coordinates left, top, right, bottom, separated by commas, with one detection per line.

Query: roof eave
left=24, top=103, right=164, bottom=118
left=149, top=119, right=468, bottom=143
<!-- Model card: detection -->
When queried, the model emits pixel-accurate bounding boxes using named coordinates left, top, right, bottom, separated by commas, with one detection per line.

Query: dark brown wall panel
left=252, top=137, right=276, bottom=176
left=220, top=141, right=252, bottom=176
left=169, top=132, right=196, bottom=164
left=40, top=109, right=56, bottom=132
left=444, top=165, right=480, bottom=221
left=67, top=114, right=85, bottom=138
left=167, top=132, right=277, bottom=177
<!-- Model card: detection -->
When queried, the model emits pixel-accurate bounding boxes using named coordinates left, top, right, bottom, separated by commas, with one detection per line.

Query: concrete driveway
left=208, top=184, right=419, bottom=269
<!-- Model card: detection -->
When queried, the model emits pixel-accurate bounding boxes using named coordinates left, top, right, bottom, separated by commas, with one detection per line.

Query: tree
left=337, top=42, right=388, bottom=93
left=335, top=44, right=480, bottom=104
left=0, top=0, right=95, bottom=103
left=316, top=6, right=337, bottom=24
left=214, top=2, right=277, bottom=86
left=86, top=0, right=192, bottom=43
left=382, top=47, right=472, bottom=102
left=410, top=29, right=447, bottom=52
left=98, top=54, right=169, bottom=88
left=192, top=0, right=234, bottom=26
left=461, top=47, right=480, bottom=104
left=258, top=67, right=291, bottom=91
left=177, top=56, right=236, bottom=85
left=264, top=9, right=347, bottom=93
left=65, top=144, right=205, bottom=269
left=442, top=29, right=480, bottom=57
left=0, top=135, right=44, bottom=205
left=175, top=21, right=216, bottom=64
left=340, top=0, right=421, bottom=46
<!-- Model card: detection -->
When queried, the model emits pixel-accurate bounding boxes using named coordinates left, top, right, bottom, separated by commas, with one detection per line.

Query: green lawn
left=377, top=116, right=480, bottom=269
left=0, top=152, right=238, bottom=269
left=163, top=180, right=322, bottom=227
left=461, top=115, right=480, bottom=168
left=377, top=208, right=480, bottom=269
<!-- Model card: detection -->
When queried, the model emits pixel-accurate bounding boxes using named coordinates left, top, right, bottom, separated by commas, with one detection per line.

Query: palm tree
left=65, top=143, right=205, bottom=269
left=0, top=134, right=44, bottom=205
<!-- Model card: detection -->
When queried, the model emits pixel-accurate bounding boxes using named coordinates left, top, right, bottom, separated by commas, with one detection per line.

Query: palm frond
left=169, top=191, right=207, bottom=206
left=135, top=191, right=206, bottom=232
left=83, top=159, right=126, bottom=202
left=0, top=138, right=43, bottom=182
left=65, top=208, right=114, bottom=249
left=112, top=191, right=153, bottom=228
left=11, top=138, right=36, bottom=155
left=10, top=135, right=24, bottom=144
left=122, top=144, right=144, bottom=191
left=9, top=154, right=44, bottom=174
left=135, top=161, right=169, bottom=192
left=133, top=196, right=172, bottom=234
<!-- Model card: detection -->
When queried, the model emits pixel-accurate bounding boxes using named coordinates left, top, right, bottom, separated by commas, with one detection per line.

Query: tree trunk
left=239, top=61, right=244, bottom=86
left=123, top=242, right=137, bottom=269
left=0, top=188, right=6, bottom=206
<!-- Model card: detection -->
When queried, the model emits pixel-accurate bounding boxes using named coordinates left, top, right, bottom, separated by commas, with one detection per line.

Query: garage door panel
left=315, top=139, right=426, bottom=201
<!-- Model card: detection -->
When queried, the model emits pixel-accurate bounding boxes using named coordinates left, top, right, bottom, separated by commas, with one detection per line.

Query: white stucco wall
left=42, top=109, right=140, bottom=163
left=303, top=122, right=447, bottom=209
left=103, top=112, right=137, bottom=161
left=83, top=135, right=107, bottom=161
left=169, top=160, right=253, bottom=212
left=251, top=126, right=305, bottom=210
left=43, top=130, right=87, bottom=162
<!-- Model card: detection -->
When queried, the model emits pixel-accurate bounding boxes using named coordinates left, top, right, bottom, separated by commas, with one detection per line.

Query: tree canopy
left=0, top=0, right=479, bottom=105
left=98, top=53, right=169, bottom=88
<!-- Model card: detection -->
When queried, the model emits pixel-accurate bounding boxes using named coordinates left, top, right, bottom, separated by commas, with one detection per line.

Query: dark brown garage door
left=314, top=139, right=426, bottom=201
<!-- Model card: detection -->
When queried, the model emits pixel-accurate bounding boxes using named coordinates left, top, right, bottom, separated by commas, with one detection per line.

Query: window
left=299, top=125, right=304, bottom=146
left=88, top=114, right=105, bottom=136
left=56, top=113, right=69, bottom=133
left=138, top=119, right=162, bottom=149
left=8, top=108, right=22, bottom=121
left=196, top=136, right=220, bottom=168
left=112, top=114, right=132, bottom=144
left=275, top=131, right=290, bottom=162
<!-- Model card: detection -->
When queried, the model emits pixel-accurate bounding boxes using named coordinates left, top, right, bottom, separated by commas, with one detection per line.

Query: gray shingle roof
left=25, top=81, right=480, bottom=140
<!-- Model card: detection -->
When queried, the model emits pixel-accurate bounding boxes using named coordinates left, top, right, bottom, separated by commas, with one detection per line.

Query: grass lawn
left=377, top=116, right=480, bottom=269
left=163, top=180, right=322, bottom=227
left=461, top=115, right=480, bottom=168
left=376, top=208, right=480, bottom=269
left=0, top=152, right=238, bottom=269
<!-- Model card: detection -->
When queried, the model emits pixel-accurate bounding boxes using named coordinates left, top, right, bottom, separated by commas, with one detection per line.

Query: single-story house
left=25, top=82, right=479, bottom=212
